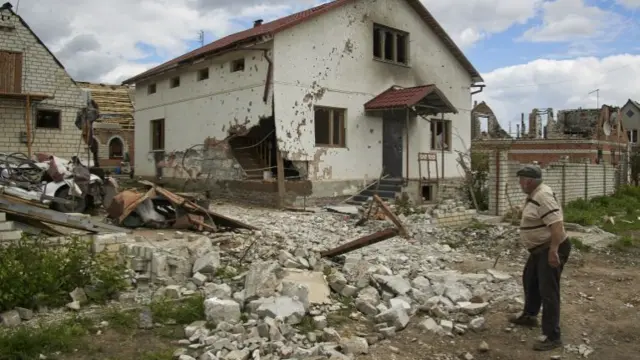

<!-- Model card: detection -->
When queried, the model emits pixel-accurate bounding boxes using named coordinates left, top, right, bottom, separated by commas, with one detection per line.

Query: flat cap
left=516, top=165, right=542, bottom=179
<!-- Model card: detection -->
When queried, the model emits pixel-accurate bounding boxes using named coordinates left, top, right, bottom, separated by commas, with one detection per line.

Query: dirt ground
left=54, top=250, right=640, bottom=360
left=357, top=251, right=640, bottom=360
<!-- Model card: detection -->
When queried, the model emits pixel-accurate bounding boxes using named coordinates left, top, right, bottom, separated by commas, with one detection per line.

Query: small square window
left=627, top=109, right=635, bottom=118
left=231, top=58, right=245, bottom=72
left=36, top=109, right=61, bottom=129
left=197, top=68, right=209, bottom=81
left=147, top=83, right=156, bottom=94
left=170, top=76, right=180, bottom=88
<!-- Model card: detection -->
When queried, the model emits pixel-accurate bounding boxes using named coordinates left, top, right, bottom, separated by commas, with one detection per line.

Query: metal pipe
left=471, top=84, right=485, bottom=95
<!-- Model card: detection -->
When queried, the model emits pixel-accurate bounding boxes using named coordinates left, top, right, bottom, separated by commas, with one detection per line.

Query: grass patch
left=327, top=295, right=354, bottom=327
left=102, top=308, right=137, bottom=333
left=569, top=237, right=592, bottom=252
left=610, top=235, right=640, bottom=251
left=466, top=219, right=491, bottom=230
left=0, top=317, right=93, bottom=360
left=149, top=295, right=204, bottom=325
left=138, top=350, right=174, bottom=360
left=295, top=315, right=316, bottom=333
left=564, top=186, right=640, bottom=233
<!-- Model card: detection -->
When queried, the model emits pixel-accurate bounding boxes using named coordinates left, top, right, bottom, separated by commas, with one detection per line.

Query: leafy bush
left=0, top=235, right=128, bottom=312
left=466, top=151, right=489, bottom=211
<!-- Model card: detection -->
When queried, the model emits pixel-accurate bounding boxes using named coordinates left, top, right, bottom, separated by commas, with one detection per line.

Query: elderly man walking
left=508, top=165, right=572, bottom=351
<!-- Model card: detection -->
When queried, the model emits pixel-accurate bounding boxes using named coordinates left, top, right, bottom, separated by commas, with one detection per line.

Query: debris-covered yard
left=1, top=189, right=640, bottom=360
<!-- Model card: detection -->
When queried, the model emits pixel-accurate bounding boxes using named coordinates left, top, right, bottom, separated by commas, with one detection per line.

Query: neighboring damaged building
left=471, top=100, right=510, bottom=140
left=620, top=99, right=640, bottom=147
left=0, top=2, right=86, bottom=159
left=123, top=0, right=484, bottom=206
left=474, top=105, right=629, bottom=166
left=78, top=82, right=135, bottom=169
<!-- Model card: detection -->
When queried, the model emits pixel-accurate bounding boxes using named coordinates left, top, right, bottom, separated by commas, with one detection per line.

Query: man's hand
left=548, top=249, right=561, bottom=268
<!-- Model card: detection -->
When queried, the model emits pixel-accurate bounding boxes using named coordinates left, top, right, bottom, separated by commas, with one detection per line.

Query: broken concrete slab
left=281, top=269, right=330, bottom=305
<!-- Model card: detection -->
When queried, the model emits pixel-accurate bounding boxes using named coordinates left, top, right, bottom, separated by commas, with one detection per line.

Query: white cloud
left=476, top=54, right=640, bottom=130
left=617, top=0, right=640, bottom=8
left=421, top=0, right=542, bottom=47
left=520, top=0, right=623, bottom=42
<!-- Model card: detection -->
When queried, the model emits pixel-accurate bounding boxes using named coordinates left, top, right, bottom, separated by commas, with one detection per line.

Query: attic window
left=170, top=76, right=180, bottom=88
left=197, top=68, right=209, bottom=81
left=373, top=24, right=409, bottom=65
left=147, top=83, right=156, bottom=94
left=231, top=58, right=245, bottom=72
left=627, top=109, right=635, bottom=118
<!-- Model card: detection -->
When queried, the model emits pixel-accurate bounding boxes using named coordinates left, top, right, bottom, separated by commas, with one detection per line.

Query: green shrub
left=0, top=234, right=128, bottom=312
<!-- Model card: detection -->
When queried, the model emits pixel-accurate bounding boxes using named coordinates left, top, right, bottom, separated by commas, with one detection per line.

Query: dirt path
left=356, top=252, right=640, bottom=360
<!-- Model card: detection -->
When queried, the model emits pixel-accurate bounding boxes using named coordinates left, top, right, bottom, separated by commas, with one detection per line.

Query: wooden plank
left=13, top=52, right=22, bottom=93
left=373, top=194, right=408, bottom=238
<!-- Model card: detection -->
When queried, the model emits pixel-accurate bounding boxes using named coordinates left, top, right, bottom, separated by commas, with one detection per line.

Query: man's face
left=519, top=177, right=532, bottom=193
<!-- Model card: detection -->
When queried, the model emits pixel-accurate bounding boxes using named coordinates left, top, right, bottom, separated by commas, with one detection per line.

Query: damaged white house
left=123, top=0, right=484, bottom=206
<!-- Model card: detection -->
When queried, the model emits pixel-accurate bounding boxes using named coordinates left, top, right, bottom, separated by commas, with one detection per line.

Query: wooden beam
left=276, top=149, right=286, bottom=208
left=25, top=94, right=32, bottom=157
left=373, top=194, right=409, bottom=238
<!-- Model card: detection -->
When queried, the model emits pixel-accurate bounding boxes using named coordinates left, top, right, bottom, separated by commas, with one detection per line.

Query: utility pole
left=198, top=30, right=204, bottom=47
left=589, top=88, right=600, bottom=108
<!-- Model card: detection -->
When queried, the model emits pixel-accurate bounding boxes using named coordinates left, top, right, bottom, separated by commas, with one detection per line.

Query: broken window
left=373, top=24, right=409, bottom=65
left=628, top=129, right=638, bottom=143
left=170, top=76, right=180, bottom=88
left=430, top=120, right=451, bottom=150
left=147, top=83, right=156, bottom=95
left=314, top=107, right=346, bottom=147
left=151, top=119, right=165, bottom=150
left=35, top=109, right=61, bottom=129
left=108, top=137, right=124, bottom=159
left=0, top=51, right=22, bottom=93
left=231, top=58, right=245, bottom=72
left=197, top=67, right=209, bottom=81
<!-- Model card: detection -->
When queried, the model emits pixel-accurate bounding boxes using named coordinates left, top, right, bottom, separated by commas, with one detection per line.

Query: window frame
left=197, top=67, right=209, bottom=81
left=169, top=76, right=180, bottom=88
left=430, top=119, right=452, bottom=151
left=147, top=83, right=157, bottom=95
left=150, top=119, right=165, bottom=151
left=108, top=137, right=124, bottom=159
left=627, top=129, right=638, bottom=143
left=231, top=58, right=245, bottom=72
left=35, top=109, right=61, bottom=130
left=314, top=106, right=347, bottom=148
left=372, top=23, right=410, bottom=66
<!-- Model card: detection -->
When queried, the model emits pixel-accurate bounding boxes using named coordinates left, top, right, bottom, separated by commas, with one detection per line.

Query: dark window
left=197, top=68, right=209, bottom=81
left=430, top=120, right=451, bottom=150
left=314, top=107, right=346, bottom=147
left=151, top=119, right=165, bottom=150
left=373, top=28, right=381, bottom=58
left=170, top=76, right=180, bottom=88
left=35, top=109, right=61, bottom=129
left=231, top=58, right=245, bottom=72
left=147, top=83, right=156, bottom=94
left=108, top=137, right=124, bottom=159
left=373, top=24, right=409, bottom=65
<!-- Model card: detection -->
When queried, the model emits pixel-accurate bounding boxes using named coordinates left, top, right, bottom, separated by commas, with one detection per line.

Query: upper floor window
left=197, top=68, right=209, bottom=81
left=231, top=58, right=245, bottom=72
left=373, top=24, right=409, bottom=65
left=147, top=83, right=156, bottom=94
left=170, top=76, right=180, bottom=88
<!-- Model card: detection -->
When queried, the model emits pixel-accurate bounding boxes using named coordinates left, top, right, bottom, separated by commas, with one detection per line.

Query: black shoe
left=508, top=314, right=539, bottom=327
left=533, top=338, right=563, bottom=351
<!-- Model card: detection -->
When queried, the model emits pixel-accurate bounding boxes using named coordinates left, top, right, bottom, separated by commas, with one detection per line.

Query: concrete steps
left=0, top=212, right=22, bottom=242
left=345, top=178, right=403, bottom=206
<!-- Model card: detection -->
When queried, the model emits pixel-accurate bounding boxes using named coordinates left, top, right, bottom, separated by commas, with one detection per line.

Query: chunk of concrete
left=281, top=268, right=330, bottom=304
left=192, top=250, right=221, bottom=274
left=256, top=296, right=306, bottom=324
left=374, top=306, right=409, bottom=330
left=373, top=275, right=412, bottom=295
left=0, top=310, right=21, bottom=327
left=204, top=298, right=241, bottom=324
left=243, top=261, right=281, bottom=302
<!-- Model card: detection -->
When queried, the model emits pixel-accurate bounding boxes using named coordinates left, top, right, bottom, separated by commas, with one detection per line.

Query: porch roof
left=364, top=84, right=458, bottom=115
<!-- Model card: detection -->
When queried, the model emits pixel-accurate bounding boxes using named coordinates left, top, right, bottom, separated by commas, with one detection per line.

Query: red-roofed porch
left=364, top=84, right=457, bottom=115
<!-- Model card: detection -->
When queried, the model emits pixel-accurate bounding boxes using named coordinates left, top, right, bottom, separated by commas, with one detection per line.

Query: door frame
left=381, top=110, right=406, bottom=179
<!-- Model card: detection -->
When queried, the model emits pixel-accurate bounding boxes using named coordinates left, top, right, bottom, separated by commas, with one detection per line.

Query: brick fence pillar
left=488, top=150, right=509, bottom=216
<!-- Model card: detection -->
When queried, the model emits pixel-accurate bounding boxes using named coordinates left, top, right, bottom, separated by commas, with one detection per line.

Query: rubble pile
left=106, top=205, right=524, bottom=360
left=354, top=198, right=477, bottom=227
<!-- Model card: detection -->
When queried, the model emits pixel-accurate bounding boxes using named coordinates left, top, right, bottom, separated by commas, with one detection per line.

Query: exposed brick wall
left=93, top=127, right=134, bottom=167
left=488, top=150, right=620, bottom=216
left=0, top=14, right=86, bottom=159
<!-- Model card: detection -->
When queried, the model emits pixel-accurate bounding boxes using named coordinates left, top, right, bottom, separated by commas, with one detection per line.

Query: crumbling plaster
left=272, top=0, right=473, bottom=181
left=133, top=47, right=273, bottom=177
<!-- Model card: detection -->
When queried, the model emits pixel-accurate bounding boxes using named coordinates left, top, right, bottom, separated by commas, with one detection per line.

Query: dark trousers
left=522, top=239, right=572, bottom=340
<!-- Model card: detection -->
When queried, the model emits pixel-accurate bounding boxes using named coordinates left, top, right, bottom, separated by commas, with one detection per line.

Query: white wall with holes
left=272, top=0, right=474, bottom=181
left=133, top=48, right=274, bottom=177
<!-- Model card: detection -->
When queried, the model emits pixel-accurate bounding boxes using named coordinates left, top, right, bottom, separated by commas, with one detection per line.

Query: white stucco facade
left=133, top=49, right=273, bottom=177
left=272, top=0, right=474, bottom=181
left=131, top=0, right=477, bottom=186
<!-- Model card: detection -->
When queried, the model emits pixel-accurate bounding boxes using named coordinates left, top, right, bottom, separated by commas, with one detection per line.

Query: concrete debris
left=3, top=201, right=551, bottom=359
